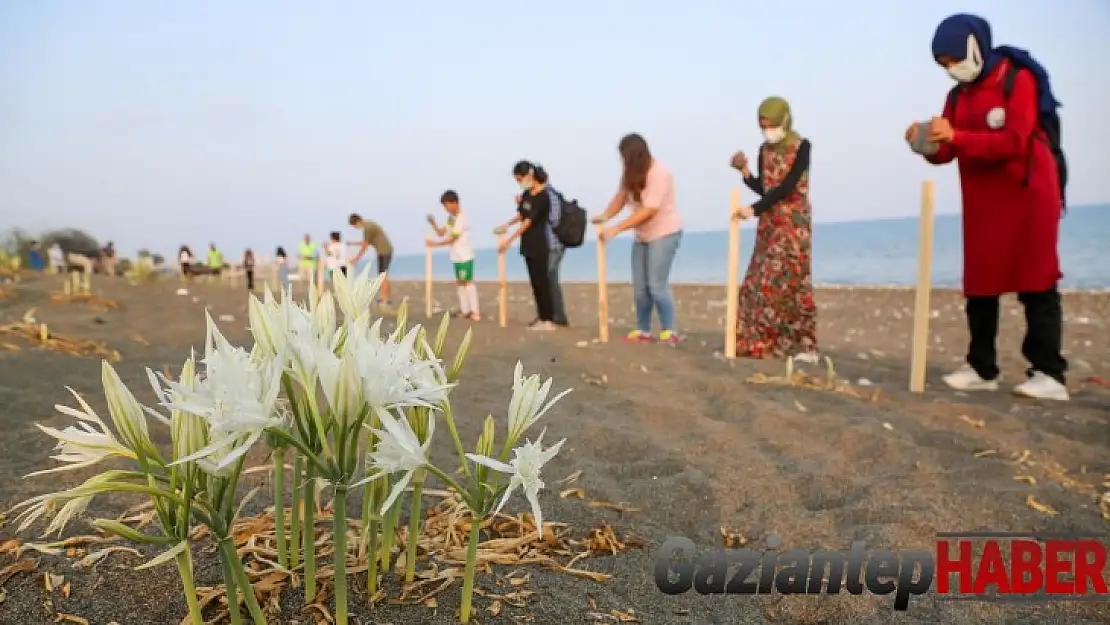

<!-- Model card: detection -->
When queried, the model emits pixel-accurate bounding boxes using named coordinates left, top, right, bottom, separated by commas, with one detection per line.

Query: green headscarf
left=758, top=96, right=802, bottom=152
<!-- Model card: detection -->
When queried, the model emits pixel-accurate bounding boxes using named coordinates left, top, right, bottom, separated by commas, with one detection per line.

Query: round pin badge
left=986, top=107, right=1006, bottom=129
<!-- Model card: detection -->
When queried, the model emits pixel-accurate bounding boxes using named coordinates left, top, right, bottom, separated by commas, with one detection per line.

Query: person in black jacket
left=498, top=161, right=557, bottom=331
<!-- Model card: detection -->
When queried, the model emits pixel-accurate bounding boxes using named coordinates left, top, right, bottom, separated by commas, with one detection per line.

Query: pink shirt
left=617, top=159, right=682, bottom=243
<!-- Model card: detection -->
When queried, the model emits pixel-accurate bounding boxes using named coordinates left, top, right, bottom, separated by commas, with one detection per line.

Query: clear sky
left=1, top=0, right=1107, bottom=259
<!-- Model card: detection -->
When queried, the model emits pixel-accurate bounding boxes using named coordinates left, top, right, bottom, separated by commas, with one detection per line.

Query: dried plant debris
left=0, top=321, right=120, bottom=361
left=50, top=292, right=120, bottom=311
left=14, top=486, right=642, bottom=623
left=746, top=356, right=881, bottom=401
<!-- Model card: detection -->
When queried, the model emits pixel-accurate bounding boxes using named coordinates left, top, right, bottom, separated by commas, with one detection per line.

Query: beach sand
left=1, top=274, right=1109, bottom=624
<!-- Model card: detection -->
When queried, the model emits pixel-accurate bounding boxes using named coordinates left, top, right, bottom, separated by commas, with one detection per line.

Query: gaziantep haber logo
left=654, top=532, right=1108, bottom=609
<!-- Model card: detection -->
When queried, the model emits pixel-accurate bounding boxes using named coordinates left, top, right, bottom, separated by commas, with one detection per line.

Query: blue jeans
left=631, top=231, right=681, bottom=333
left=547, top=247, right=567, bottom=324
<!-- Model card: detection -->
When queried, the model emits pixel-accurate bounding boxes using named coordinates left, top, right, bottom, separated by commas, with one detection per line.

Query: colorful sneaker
left=1012, top=372, right=1069, bottom=401
left=942, top=364, right=999, bottom=391
left=621, top=330, right=653, bottom=343
left=657, top=330, right=680, bottom=345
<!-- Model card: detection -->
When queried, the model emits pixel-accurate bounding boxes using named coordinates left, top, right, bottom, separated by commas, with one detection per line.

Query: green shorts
left=453, top=260, right=474, bottom=282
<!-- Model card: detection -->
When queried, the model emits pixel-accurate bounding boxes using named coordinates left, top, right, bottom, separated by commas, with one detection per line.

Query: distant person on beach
left=325, top=231, right=348, bottom=282
left=498, top=161, right=557, bottom=331
left=243, top=249, right=256, bottom=291
left=906, top=14, right=1068, bottom=401
left=298, top=234, right=317, bottom=288
left=27, top=241, right=46, bottom=272
left=496, top=163, right=569, bottom=327
left=427, top=190, right=481, bottom=320
left=178, top=246, right=193, bottom=278
left=276, top=246, right=290, bottom=291
left=48, top=243, right=64, bottom=274
left=101, top=242, right=117, bottom=276
left=348, top=214, right=394, bottom=307
left=593, top=134, right=683, bottom=344
left=728, top=97, right=817, bottom=360
left=207, top=243, right=224, bottom=275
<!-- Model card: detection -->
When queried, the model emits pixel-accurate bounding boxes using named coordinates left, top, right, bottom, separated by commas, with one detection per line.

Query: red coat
left=927, top=59, right=1062, bottom=297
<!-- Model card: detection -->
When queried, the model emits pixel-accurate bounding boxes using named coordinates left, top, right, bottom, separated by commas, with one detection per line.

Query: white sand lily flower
left=356, top=409, right=435, bottom=514
left=12, top=471, right=129, bottom=537
left=102, top=361, right=162, bottom=454
left=505, top=362, right=572, bottom=446
left=315, top=345, right=364, bottom=428
left=147, top=356, right=208, bottom=462
left=332, top=265, right=384, bottom=322
left=351, top=321, right=452, bottom=412
left=467, top=432, right=566, bottom=537
left=156, top=314, right=285, bottom=471
left=27, top=387, right=139, bottom=477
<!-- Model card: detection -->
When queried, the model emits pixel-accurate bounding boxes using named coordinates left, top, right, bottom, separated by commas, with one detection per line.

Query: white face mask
left=763, top=127, right=786, bottom=143
left=946, top=34, right=983, bottom=83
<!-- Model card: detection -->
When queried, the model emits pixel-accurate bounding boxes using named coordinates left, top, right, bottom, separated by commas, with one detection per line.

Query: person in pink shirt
left=593, top=133, right=683, bottom=344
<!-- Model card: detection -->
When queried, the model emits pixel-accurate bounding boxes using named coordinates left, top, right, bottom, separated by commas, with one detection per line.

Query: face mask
left=763, top=127, right=786, bottom=143
left=519, top=178, right=533, bottom=190
left=946, top=34, right=983, bottom=83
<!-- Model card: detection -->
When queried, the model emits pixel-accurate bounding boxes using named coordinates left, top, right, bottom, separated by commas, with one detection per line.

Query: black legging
left=525, top=251, right=554, bottom=322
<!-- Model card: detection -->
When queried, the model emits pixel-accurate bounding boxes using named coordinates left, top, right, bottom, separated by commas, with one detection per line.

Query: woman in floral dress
left=729, top=96, right=817, bottom=360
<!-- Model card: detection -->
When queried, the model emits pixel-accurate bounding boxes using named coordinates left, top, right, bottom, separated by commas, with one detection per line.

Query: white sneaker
left=942, top=364, right=999, bottom=391
left=528, top=321, right=556, bottom=331
left=1012, top=372, right=1069, bottom=401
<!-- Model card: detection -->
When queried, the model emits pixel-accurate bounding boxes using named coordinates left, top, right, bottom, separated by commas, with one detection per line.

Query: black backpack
left=946, top=65, right=1068, bottom=210
left=547, top=188, right=587, bottom=248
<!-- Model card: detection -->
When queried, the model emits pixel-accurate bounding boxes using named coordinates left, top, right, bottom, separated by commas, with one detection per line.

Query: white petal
left=379, top=470, right=414, bottom=515
left=465, top=453, right=514, bottom=473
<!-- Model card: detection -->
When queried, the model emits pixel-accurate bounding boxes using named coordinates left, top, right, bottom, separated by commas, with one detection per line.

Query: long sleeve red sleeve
left=925, top=96, right=956, bottom=165
left=950, top=69, right=1039, bottom=161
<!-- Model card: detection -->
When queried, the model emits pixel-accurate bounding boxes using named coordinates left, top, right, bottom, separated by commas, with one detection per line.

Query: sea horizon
left=355, top=203, right=1109, bottom=289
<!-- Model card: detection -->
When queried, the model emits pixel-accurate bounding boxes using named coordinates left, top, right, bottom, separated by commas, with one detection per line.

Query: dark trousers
left=548, top=248, right=567, bottom=325
left=966, top=287, right=1067, bottom=384
left=246, top=269, right=254, bottom=290
left=525, top=252, right=554, bottom=322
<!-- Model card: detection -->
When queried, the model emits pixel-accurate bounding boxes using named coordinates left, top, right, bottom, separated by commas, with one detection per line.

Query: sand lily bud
left=101, top=361, right=159, bottom=459
left=475, top=415, right=496, bottom=457
left=356, top=409, right=434, bottom=514
left=448, top=328, right=473, bottom=382
left=148, top=356, right=208, bottom=462
left=13, top=470, right=132, bottom=537
left=432, top=312, right=450, bottom=358
left=505, top=362, right=572, bottom=447
left=312, top=291, right=337, bottom=337
left=317, top=347, right=364, bottom=428
left=394, top=299, right=409, bottom=334
left=248, top=293, right=280, bottom=355
left=27, top=387, right=138, bottom=477
left=332, top=265, right=383, bottom=322
left=467, top=432, right=566, bottom=537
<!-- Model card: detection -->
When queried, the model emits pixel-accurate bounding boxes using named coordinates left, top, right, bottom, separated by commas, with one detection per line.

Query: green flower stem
left=403, top=476, right=424, bottom=583
left=273, top=449, right=288, bottom=568
left=440, top=403, right=471, bottom=477
left=219, top=541, right=243, bottom=625
left=379, top=483, right=401, bottom=570
left=174, top=546, right=203, bottom=625
left=290, top=454, right=302, bottom=570
left=220, top=538, right=266, bottom=625
left=361, top=480, right=381, bottom=597
left=424, top=464, right=465, bottom=494
left=303, top=462, right=318, bottom=601
left=459, top=515, right=483, bottom=624
left=332, top=486, right=350, bottom=625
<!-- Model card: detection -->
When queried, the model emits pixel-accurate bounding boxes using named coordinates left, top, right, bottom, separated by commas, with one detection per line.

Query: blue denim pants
left=631, top=230, right=682, bottom=333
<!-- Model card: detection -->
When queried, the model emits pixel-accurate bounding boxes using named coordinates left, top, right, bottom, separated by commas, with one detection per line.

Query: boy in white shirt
left=324, top=231, right=348, bottom=282
left=427, top=190, right=479, bottom=320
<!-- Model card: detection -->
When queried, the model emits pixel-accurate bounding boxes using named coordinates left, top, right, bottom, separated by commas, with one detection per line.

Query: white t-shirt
left=179, top=250, right=191, bottom=263
left=324, top=241, right=347, bottom=270
left=446, top=212, right=474, bottom=263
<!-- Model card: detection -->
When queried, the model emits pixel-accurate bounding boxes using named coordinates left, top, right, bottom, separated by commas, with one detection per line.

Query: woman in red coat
left=907, top=13, right=1068, bottom=401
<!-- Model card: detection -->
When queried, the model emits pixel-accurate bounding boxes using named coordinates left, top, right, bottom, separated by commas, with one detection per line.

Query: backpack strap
left=1001, top=64, right=1018, bottom=100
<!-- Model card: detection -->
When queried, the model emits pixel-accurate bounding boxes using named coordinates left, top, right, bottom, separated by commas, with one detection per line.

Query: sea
left=360, top=204, right=1109, bottom=289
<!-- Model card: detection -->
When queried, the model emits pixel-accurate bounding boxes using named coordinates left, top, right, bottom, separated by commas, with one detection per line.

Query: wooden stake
left=596, top=225, right=609, bottom=343
left=424, top=244, right=433, bottom=319
left=725, top=188, right=742, bottom=359
left=909, top=180, right=936, bottom=393
left=497, top=233, right=507, bottom=328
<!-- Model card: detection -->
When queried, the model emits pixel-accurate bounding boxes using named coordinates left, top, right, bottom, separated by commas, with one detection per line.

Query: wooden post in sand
left=909, top=180, right=936, bottom=393
left=596, top=224, right=609, bottom=343
left=497, top=233, right=507, bottom=328
left=424, top=244, right=433, bottom=319
left=725, top=188, right=742, bottom=359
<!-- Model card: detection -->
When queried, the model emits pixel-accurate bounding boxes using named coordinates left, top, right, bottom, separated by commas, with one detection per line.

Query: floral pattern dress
left=735, top=141, right=817, bottom=358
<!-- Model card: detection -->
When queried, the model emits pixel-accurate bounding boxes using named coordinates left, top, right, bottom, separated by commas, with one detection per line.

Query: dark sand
left=1, top=274, right=1109, bottom=624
